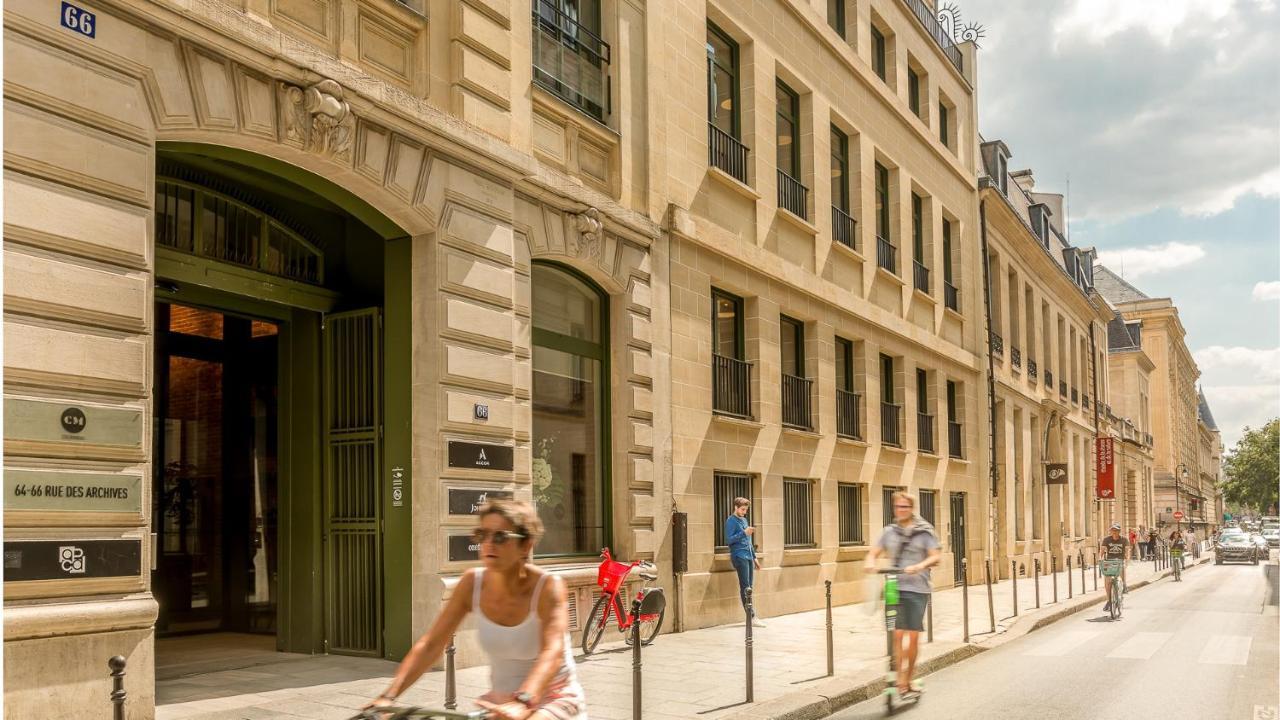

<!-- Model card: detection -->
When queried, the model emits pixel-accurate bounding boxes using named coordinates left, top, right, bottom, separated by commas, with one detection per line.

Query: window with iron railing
left=707, top=23, right=749, bottom=183
left=911, top=193, right=929, bottom=292
left=713, top=472, right=755, bottom=551
left=917, top=368, right=934, bottom=453
left=781, top=315, right=812, bottom=429
left=942, top=218, right=957, bottom=309
left=919, top=489, right=937, bottom=526
left=712, top=289, right=752, bottom=417
left=838, top=483, right=865, bottom=544
left=783, top=478, right=815, bottom=547
left=533, top=0, right=610, bottom=121
left=1011, top=346, right=1022, bottom=368
left=991, top=332, right=1004, bottom=355
left=776, top=82, right=807, bottom=219
left=831, top=126, right=856, bottom=249
left=1028, top=358, right=1038, bottom=379
left=882, top=486, right=901, bottom=529
left=881, top=354, right=901, bottom=446
left=946, top=380, right=962, bottom=458
left=900, top=0, right=963, bottom=73
left=876, top=163, right=896, bottom=273
left=836, top=337, right=861, bottom=439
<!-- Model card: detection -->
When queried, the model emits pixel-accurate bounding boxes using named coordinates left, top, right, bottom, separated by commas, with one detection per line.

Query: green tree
left=1221, top=419, right=1280, bottom=514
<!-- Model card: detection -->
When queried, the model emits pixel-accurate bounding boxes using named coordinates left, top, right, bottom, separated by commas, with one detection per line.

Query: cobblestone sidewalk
left=157, top=554, right=1196, bottom=720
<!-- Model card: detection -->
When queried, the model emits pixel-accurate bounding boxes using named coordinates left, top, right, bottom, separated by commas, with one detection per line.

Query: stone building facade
left=977, top=149, right=1111, bottom=577
left=3, top=0, right=668, bottom=715
left=1196, top=388, right=1224, bottom=528
left=1105, top=316, right=1157, bottom=533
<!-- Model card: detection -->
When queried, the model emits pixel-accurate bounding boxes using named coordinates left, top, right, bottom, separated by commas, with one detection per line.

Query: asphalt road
left=830, top=550, right=1280, bottom=720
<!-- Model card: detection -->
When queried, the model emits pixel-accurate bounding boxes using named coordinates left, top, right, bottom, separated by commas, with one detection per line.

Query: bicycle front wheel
left=637, top=604, right=665, bottom=646
left=1109, top=584, right=1120, bottom=620
left=581, top=594, right=612, bottom=656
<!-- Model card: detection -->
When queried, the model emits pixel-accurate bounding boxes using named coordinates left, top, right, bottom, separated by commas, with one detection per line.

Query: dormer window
left=1029, top=203, right=1051, bottom=244
left=995, top=153, right=1008, bottom=195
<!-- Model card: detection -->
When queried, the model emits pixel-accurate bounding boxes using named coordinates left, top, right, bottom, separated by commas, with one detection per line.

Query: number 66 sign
left=60, top=1, right=96, bottom=39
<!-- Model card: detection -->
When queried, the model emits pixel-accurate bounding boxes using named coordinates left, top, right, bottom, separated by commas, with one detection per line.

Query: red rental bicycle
left=580, top=548, right=665, bottom=656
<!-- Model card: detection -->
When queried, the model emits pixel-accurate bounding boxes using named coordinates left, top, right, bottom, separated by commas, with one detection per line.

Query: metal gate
left=949, top=492, right=966, bottom=586
left=323, top=308, right=382, bottom=655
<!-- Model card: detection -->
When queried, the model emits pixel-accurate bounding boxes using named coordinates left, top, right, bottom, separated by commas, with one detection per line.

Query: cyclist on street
left=865, top=491, right=940, bottom=700
left=1169, top=529, right=1187, bottom=574
left=1101, top=523, right=1129, bottom=613
left=366, top=499, right=586, bottom=720
left=725, top=497, right=765, bottom=627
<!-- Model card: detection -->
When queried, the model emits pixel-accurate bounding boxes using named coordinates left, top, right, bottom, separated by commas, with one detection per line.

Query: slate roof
left=1198, top=387, right=1219, bottom=431
left=1107, top=316, right=1140, bottom=351
left=1094, top=264, right=1150, bottom=304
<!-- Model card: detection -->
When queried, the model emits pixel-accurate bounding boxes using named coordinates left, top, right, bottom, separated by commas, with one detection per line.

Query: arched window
left=531, top=263, right=610, bottom=556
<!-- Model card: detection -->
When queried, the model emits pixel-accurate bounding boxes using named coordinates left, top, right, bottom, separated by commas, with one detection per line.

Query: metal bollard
left=926, top=596, right=934, bottom=643
left=1079, top=551, right=1086, bottom=592
left=1068, top=555, right=1074, bottom=599
left=744, top=587, right=754, bottom=703
left=632, top=597, right=644, bottom=720
left=1153, top=543, right=1159, bottom=571
left=108, top=656, right=127, bottom=720
left=445, top=637, right=457, bottom=710
left=1012, top=561, right=1020, bottom=617
left=1051, top=555, right=1058, bottom=604
left=1034, top=558, right=1041, bottom=609
left=825, top=580, right=834, bottom=677
left=1093, top=549, right=1099, bottom=591
left=961, top=557, right=970, bottom=643
left=985, top=559, right=995, bottom=634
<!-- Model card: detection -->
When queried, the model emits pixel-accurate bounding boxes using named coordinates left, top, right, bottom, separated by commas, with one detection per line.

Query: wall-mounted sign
left=390, top=466, right=405, bottom=508
left=474, top=404, right=489, bottom=420
left=60, top=1, right=96, bottom=39
left=1045, top=462, right=1068, bottom=485
left=447, top=534, right=480, bottom=562
left=3, top=539, right=141, bottom=582
left=4, top=399, right=141, bottom=448
left=4, top=470, right=141, bottom=514
left=447, top=441, right=513, bottom=472
left=1095, top=437, right=1115, bottom=499
left=448, top=488, right=514, bottom=516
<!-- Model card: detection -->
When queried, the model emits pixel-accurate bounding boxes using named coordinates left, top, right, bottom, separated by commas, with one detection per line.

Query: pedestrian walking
left=725, top=497, right=765, bottom=627
left=865, top=491, right=941, bottom=700
left=1130, top=527, right=1142, bottom=560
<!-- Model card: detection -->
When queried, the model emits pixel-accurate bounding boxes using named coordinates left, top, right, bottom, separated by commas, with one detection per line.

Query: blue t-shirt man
left=725, top=498, right=761, bottom=625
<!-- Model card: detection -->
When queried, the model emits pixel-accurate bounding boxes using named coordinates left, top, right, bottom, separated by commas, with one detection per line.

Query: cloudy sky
left=962, top=0, right=1280, bottom=450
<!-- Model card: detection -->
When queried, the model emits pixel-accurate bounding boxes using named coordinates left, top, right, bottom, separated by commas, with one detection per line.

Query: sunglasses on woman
left=470, top=529, right=528, bottom=545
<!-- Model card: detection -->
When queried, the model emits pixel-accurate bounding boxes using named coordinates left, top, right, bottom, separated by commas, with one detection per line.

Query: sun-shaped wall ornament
left=937, top=2, right=987, bottom=46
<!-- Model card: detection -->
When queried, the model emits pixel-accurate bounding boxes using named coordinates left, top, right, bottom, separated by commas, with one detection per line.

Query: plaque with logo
left=3, top=399, right=143, bottom=459
left=1045, top=462, right=1069, bottom=485
left=3, top=539, right=142, bottom=582
left=448, top=488, right=514, bottom=516
left=446, top=441, right=514, bottom=472
left=447, top=534, right=481, bottom=562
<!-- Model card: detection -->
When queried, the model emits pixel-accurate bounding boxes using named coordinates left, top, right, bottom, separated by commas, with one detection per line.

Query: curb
left=726, top=553, right=1214, bottom=719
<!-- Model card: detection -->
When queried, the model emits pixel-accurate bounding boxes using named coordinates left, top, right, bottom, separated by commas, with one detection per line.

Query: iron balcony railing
left=1045, top=369, right=1054, bottom=387
left=881, top=402, right=902, bottom=447
left=991, top=332, right=1004, bottom=355
left=917, top=412, right=935, bottom=454
left=1011, top=346, right=1022, bottom=369
left=1082, top=394, right=1090, bottom=409
left=777, top=170, right=808, bottom=220
left=1144, top=432, right=1153, bottom=446
left=913, top=261, right=930, bottom=293
left=712, top=353, right=752, bottom=418
left=948, top=421, right=963, bottom=458
left=877, top=236, right=897, bottom=273
left=1027, top=359, right=1038, bottom=379
left=709, top=123, right=750, bottom=184
left=836, top=389, right=862, bottom=439
left=1071, top=387, right=1079, bottom=404
left=900, top=0, right=963, bottom=73
left=832, top=206, right=857, bottom=250
left=944, top=281, right=959, bottom=311
left=532, top=1, right=610, bottom=120
left=1059, top=380, right=1068, bottom=397
left=781, top=373, right=814, bottom=430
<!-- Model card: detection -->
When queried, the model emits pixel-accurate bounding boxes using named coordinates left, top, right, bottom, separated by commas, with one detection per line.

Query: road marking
left=1105, top=632, right=1173, bottom=659
left=1254, top=706, right=1277, bottom=720
left=1197, top=635, right=1251, bottom=665
left=1024, top=630, right=1100, bottom=657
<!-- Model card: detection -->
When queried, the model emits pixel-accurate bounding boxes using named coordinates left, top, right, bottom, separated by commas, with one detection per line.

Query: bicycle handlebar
left=350, top=707, right=488, bottom=720
left=876, top=568, right=904, bottom=574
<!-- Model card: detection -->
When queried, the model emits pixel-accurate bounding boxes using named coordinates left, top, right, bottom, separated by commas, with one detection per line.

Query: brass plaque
left=3, top=399, right=142, bottom=448
left=5, top=470, right=142, bottom=514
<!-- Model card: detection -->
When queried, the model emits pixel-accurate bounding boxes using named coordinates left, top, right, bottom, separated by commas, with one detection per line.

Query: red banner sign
left=1096, top=437, right=1115, bottom=499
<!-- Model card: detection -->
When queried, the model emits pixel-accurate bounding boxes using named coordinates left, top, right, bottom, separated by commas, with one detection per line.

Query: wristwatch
left=514, top=691, right=535, bottom=708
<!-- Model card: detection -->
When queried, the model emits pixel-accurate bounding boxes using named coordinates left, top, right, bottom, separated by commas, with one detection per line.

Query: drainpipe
left=979, top=199, right=999, bottom=571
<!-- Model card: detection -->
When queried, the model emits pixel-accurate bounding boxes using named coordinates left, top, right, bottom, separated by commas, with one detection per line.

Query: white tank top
left=472, top=568, right=582, bottom=695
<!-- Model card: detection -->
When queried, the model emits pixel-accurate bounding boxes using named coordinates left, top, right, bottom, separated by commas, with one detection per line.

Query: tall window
left=713, top=472, right=754, bottom=550
left=919, top=489, right=937, bottom=526
left=881, top=353, right=900, bottom=445
left=776, top=81, right=800, bottom=179
left=827, top=0, right=845, bottom=38
left=713, top=289, right=744, bottom=360
left=871, top=25, right=887, bottom=81
left=946, top=380, right=958, bottom=423
left=911, top=193, right=925, bottom=264
left=532, top=263, right=608, bottom=556
left=830, top=126, right=849, bottom=213
left=875, top=162, right=890, bottom=243
left=712, top=289, right=750, bottom=417
left=916, top=368, right=929, bottom=411
left=838, top=484, right=864, bottom=544
left=533, top=0, right=609, bottom=120
left=707, top=23, right=739, bottom=138
left=836, top=338, right=854, bottom=393
left=907, top=67, right=921, bottom=116
left=881, top=354, right=896, bottom=404
left=938, top=102, right=950, bottom=146
left=780, top=316, right=804, bottom=377
left=882, top=486, right=897, bottom=528
left=942, top=219, right=954, bottom=286
left=780, top=315, right=809, bottom=428
left=783, top=478, right=814, bottom=547
left=836, top=337, right=859, bottom=438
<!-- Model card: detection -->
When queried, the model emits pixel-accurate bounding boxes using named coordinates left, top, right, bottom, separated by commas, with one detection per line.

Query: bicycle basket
left=598, top=559, right=634, bottom=594
left=1100, top=559, right=1124, bottom=576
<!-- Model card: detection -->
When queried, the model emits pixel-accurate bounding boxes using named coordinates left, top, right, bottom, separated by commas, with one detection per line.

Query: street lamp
left=1174, top=463, right=1190, bottom=530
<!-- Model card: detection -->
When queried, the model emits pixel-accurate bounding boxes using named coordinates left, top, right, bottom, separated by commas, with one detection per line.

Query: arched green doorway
left=150, top=144, right=414, bottom=661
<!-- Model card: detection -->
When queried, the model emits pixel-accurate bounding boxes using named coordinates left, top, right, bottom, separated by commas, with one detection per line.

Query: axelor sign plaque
left=446, top=441, right=514, bottom=471
left=5, top=470, right=142, bottom=514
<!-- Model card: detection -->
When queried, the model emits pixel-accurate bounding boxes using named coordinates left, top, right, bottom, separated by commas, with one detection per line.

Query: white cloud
left=1055, top=0, right=1236, bottom=46
left=1194, top=345, right=1280, bottom=382
left=1194, top=346, right=1280, bottom=447
left=1096, top=242, right=1205, bottom=278
left=1252, top=281, right=1280, bottom=301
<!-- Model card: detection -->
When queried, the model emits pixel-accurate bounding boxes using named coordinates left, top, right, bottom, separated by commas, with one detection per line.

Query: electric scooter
left=878, top=568, right=922, bottom=715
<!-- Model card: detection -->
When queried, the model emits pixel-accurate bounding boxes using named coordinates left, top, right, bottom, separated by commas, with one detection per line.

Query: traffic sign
left=1173, top=510, right=1185, bottom=520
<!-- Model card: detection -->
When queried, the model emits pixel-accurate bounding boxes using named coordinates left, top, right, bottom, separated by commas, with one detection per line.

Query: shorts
left=896, top=591, right=929, bottom=632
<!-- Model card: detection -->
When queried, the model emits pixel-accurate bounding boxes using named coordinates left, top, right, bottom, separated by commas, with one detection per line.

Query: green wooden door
left=323, top=308, right=383, bottom=655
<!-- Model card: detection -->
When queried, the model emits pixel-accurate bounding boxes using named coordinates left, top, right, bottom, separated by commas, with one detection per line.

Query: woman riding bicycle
left=1169, top=529, right=1187, bottom=577
left=366, top=499, right=586, bottom=719
left=1100, top=523, right=1129, bottom=613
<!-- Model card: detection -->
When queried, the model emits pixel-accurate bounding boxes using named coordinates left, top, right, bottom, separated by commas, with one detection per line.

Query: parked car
left=1216, top=531, right=1260, bottom=565
left=1251, top=534, right=1269, bottom=552
left=1261, top=528, right=1280, bottom=549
